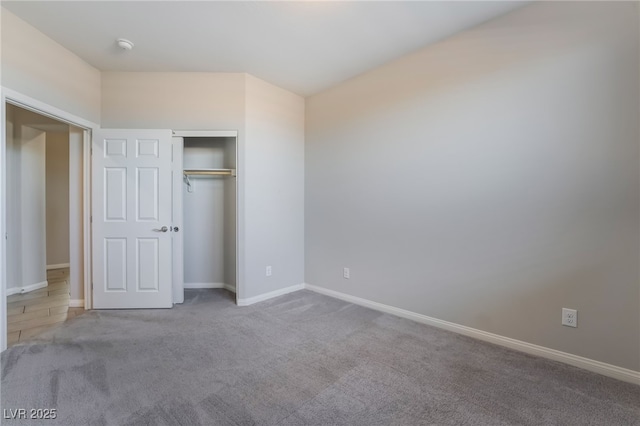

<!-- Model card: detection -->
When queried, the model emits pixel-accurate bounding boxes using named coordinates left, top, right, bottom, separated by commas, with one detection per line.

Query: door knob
left=153, top=226, right=169, bottom=232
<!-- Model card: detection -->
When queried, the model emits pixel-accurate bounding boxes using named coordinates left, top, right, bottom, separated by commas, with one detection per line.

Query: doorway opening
left=2, top=97, right=92, bottom=350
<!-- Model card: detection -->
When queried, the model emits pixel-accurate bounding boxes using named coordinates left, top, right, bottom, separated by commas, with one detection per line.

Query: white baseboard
left=69, top=299, right=84, bottom=308
left=236, top=283, right=305, bottom=306
left=184, top=282, right=227, bottom=289
left=304, top=284, right=640, bottom=385
left=47, top=263, right=70, bottom=270
left=7, top=280, right=48, bottom=296
left=184, top=282, right=236, bottom=294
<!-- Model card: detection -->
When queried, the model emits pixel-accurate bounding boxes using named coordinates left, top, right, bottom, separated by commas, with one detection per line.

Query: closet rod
left=183, top=169, right=236, bottom=193
left=183, top=169, right=235, bottom=176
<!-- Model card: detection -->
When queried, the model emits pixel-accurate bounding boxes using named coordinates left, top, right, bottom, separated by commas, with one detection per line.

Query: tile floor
left=6, top=268, right=85, bottom=347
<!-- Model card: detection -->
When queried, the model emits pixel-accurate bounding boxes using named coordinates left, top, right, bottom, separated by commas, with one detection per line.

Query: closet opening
left=172, top=133, right=238, bottom=304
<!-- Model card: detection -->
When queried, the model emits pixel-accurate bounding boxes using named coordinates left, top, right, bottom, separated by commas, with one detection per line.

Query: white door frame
left=172, top=130, right=242, bottom=304
left=0, top=87, right=97, bottom=351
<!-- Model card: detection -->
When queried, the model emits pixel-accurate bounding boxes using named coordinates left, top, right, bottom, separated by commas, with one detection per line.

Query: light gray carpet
left=1, top=289, right=639, bottom=425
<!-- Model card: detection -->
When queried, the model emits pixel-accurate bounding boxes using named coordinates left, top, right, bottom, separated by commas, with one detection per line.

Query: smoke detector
left=116, top=38, right=134, bottom=51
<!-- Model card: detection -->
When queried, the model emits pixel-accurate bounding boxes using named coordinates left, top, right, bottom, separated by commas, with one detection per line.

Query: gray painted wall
left=305, top=2, right=639, bottom=371
left=244, top=75, right=305, bottom=298
left=18, top=126, right=47, bottom=290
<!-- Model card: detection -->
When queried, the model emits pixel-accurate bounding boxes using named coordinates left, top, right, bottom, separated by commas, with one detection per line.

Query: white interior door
left=92, top=129, right=173, bottom=308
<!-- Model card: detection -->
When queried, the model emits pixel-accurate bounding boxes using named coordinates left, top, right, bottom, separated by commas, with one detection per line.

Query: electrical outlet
left=343, top=267, right=350, bottom=279
left=266, top=266, right=272, bottom=277
left=562, top=308, right=577, bottom=327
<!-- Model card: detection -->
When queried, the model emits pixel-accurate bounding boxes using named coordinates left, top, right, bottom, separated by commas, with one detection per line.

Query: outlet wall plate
left=562, top=308, right=577, bottom=327
left=343, top=267, right=350, bottom=279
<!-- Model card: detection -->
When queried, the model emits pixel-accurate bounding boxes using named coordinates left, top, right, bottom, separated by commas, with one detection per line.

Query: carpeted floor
left=1, top=289, right=639, bottom=425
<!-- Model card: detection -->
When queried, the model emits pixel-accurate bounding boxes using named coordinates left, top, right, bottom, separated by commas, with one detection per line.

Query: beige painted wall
left=45, top=131, right=70, bottom=267
left=1, top=9, right=101, bottom=123
left=305, top=2, right=640, bottom=371
left=102, top=71, right=247, bottom=295
left=101, top=72, right=305, bottom=300
left=101, top=72, right=246, bottom=130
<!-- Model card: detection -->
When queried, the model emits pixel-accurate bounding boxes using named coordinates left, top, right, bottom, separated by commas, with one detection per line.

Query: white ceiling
left=2, top=1, right=528, bottom=96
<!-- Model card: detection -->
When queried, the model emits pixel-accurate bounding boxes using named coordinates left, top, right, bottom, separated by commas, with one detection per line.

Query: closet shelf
left=183, top=169, right=236, bottom=193
left=183, top=168, right=236, bottom=177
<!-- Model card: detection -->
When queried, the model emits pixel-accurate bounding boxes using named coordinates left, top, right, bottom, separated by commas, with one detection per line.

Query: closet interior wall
left=182, top=137, right=237, bottom=292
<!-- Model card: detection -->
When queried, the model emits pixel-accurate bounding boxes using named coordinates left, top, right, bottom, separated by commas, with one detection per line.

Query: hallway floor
left=6, top=268, right=84, bottom=346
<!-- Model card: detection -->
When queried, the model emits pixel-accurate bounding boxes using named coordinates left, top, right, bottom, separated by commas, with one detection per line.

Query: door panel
left=137, top=168, right=158, bottom=221
left=105, top=238, right=127, bottom=291
left=137, top=238, right=159, bottom=291
left=92, top=129, right=172, bottom=308
left=105, top=168, right=127, bottom=221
